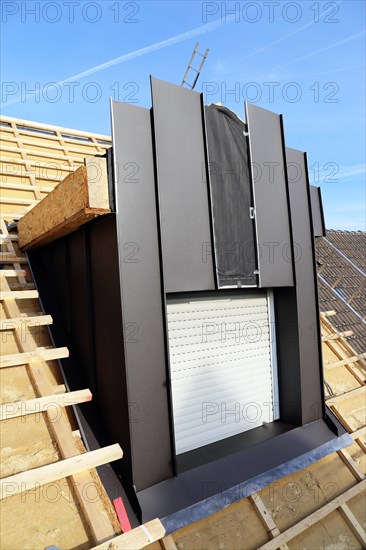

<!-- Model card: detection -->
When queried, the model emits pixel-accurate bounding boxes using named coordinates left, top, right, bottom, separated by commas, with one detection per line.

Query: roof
left=316, top=230, right=366, bottom=354
left=0, top=116, right=365, bottom=549
left=0, top=115, right=111, bottom=222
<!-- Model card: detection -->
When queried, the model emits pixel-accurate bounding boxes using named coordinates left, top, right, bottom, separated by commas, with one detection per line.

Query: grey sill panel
left=138, top=417, right=347, bottom=523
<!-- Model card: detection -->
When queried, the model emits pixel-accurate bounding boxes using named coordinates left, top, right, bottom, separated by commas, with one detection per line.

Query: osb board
left=1, top=439, right=120, bottom=550
left=172, top=498, right=270, bottom=550
left=17, top=158, right=110, bottom=250
left=347, top=441, right=366, bottom=476
left=165, top=454, right=362, bottom=550
left=1, top=413, right=59, bottom=478
left=330, top=391, right=366, bottom=431
left=0, top=329, right=64, bottom=479
left=0, top=115, right=111, bottom=222
left=348, top=493, right=366, bottom=532
left=287, top=509, right=362, bottom=550
left=260, top=453, right=356, bottom=531
left=324, top=364, right=361, bottom=397
left=1, top=480, right=93, bottom=550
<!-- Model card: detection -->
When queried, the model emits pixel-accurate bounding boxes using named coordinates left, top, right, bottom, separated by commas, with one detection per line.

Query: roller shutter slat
left=167, top=292, right=279, bottom=454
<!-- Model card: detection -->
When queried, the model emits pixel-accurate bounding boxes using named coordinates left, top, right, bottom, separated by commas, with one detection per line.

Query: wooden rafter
left=257, top=481, right=366, bottom=549
left=0, top=115, right=112, bottom=223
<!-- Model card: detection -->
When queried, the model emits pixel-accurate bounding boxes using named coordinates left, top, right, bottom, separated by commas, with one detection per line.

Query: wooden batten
left=91, top=519, right=166, bottom=549
left=0, top=444, right=123, bottom=500
left=0, top=347, right=69, bottom=369
left=17, top=157, right=110, bottom=250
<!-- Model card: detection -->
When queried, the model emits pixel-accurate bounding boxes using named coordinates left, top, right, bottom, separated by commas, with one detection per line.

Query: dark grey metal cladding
left=150, top=77, right=215, bottom=292
left=111, top=100, right=173, bottom=490
left=138, top=419, right=345, bottom=522
left=286, top=147, right=324, bottom=424
left=87, top=217, right=133, bottom=485
left=310, top=185, right=326, bottom=237
left=245, top=103, right=294, bottom=288
left=68, top=229, right=95, bottom=392
left=204, top=105, right=257, bottom=287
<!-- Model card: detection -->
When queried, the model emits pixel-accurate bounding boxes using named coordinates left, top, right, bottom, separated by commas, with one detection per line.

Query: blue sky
left=1, top=0, right=365, bottom=230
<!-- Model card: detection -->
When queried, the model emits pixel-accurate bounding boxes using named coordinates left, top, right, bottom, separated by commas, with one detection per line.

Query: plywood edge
left=18, top=158, right=110, bottom=250
left=85, top=157, right=110, bottom=210
left=19, top=208, right=108, bottom=250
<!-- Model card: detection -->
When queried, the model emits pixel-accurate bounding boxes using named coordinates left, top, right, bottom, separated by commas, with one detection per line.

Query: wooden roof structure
left=0, top=115, right=111, bottom=222
left=0, top=115, right=365, bottom=549
left=316, top=230, right=366, bottom=354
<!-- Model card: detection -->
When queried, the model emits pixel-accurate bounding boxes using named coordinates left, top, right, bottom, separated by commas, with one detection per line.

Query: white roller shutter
left=167, top=292, right=279, bottom=454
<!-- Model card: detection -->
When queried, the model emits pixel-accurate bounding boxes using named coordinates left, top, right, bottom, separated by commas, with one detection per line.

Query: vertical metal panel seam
left=244, top=120, right=260, bottom=285
left=201, top=96, right=219, bottom=290
left=318, top=186, right=327, bottom=235
left=84, top=226, right=98, bottom=397
left=109, top=99, right=136, bottom=482
left=150, top=77, right=215, bottom=292
left=304, top=152, right=326, bottom=419
left=279, top=115, right=296, bottom=287
left=64, top=238, right=72, bottom=336
left=244, top=102, right=260, bottom=287
left=149, top=97, right=178, bottom=474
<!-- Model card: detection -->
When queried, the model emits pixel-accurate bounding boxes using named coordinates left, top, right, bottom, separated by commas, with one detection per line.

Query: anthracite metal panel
left=310, top=185, right=326, bottom=237
left=204, top=105, right=257, bottom=286
left=245, top=103, right=294, bottom=288
left=274, top=287, right=302, bottom=425
left=27, top=88, right=335, bottom=522
left=27, top=217, right=137, bottom=522
left=111, top=100, right=173, bottom=490
left=286, top=148, right=324, bottom=424
left=29, top=217, right=134, bottom=486
left=68, top=229, right=95, bottom=392
left=86, top=216, right=134, bottom=487
left=151, top=77, right=215, bottom=292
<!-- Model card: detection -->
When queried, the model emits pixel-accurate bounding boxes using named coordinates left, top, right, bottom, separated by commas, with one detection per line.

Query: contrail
left=279, top=29, right=365, bottom=68
left=2, top=15, right=235, bottom=107
left=58, top=17, right=228, bottom=83
left=242, top=0, right=342, bottom=61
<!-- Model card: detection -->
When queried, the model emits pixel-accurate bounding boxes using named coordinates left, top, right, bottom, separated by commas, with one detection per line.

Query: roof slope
left=1, top=116, right=365, bottom=549
left=0, top=115, right=111, bottom=222
left=316, top=230, right=366, bottom=354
